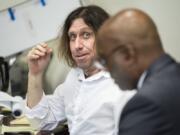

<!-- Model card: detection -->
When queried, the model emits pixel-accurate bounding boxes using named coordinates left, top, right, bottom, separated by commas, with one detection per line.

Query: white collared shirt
left=137, top=71, right=147, bottom=90
left=25, top=68, right=136, bottom=135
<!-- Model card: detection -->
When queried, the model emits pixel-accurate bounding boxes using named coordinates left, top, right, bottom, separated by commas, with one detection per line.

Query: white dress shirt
left=137, top=71, right=147, bottom=89
left=25, top=68, right=136, bottom=135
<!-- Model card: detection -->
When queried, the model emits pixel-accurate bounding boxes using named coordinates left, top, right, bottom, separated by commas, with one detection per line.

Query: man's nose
left=75, top=36, right=83, bottom=50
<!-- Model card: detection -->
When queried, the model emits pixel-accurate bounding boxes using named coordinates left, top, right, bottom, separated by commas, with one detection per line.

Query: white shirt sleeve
left=25, top=85, right=66, bottom=130
left=113, top=89, right=136, bottom=135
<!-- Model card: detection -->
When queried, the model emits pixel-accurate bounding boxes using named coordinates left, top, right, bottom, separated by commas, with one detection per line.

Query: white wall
left=0, top=0, right=28, bottom=11
left=0, top=0, right=80, bottom=57
left=82, top=0, right=180, bottom=62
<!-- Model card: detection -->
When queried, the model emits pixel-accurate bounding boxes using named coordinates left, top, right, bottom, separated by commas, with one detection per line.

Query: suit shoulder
left=119, top=94, right=174, bottom=135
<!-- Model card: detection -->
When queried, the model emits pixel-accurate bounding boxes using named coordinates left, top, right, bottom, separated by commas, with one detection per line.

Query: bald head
left=97, top=9, right=164, bottom=90
left=98, top=8, right=163, bottom=54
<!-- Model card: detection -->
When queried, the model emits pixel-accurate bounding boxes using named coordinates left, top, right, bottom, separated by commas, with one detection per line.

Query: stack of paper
left=0, top=91, right=24, bottom=118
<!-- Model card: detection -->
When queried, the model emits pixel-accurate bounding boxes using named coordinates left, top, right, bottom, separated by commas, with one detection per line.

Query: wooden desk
left=1, top=116, right=37, bottom=135
left=1, top=116, right=69, bottom=135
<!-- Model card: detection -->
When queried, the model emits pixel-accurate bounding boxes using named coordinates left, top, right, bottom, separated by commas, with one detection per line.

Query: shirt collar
left=77, top=68, right=110, bottom=82
left=137, top=71, right=147, bottom=90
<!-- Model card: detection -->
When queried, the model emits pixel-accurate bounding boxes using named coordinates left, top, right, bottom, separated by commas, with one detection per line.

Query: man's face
left=68, top=18, right=96, bottom=70
left=97, top=33, right=137, bottom=90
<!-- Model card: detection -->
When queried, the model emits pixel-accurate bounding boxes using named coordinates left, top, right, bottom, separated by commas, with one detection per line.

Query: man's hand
left=27, top=43, right=52, bottom=76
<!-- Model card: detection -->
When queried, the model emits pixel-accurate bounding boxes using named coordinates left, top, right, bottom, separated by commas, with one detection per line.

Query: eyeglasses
left=94, top=45, right=125, bottom=70
left=93, top=60, right=106, bottom=70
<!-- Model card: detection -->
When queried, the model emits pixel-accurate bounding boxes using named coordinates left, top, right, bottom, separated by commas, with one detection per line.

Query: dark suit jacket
left=118, top=54, right=180, bottom=135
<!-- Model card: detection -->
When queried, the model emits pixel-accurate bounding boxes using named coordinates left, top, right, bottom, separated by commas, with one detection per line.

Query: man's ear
left=120, top=44, right=137, bottom=63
